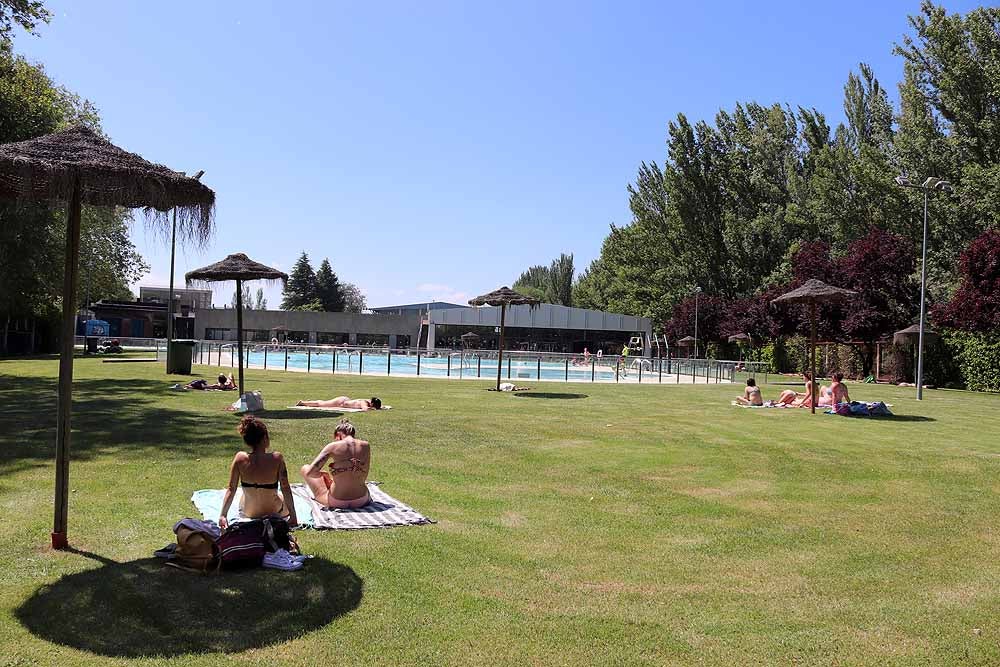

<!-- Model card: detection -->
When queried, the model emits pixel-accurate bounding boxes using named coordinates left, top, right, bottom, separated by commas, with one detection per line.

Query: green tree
left=0, top=42, right=147, bottom=353
left=512, top=253, right=575, bottom=306
left=280, top=252, right=317, bottom=310
left=314, top=258, right=345, bottom=311
left=341, top=283, right=366, bottom=313
left=254, top=288, right=267, bottom=310
left=0, top=0, right=50, bottom=41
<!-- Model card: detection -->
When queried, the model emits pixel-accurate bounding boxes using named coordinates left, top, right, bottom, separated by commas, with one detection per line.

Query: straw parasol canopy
left=469, top=286, right=540, bottom=391
left=772, top=279, right=857, bottom=413
left=460, top=331, right=481, bottom=349
left=676, top=335, right=697, bottom=346
left=187, top=254, right=287, bottom=396
left=0, top=124, right=215, bottom=550
left=728, top=333, right=752, bottom=343
left=893, top=323, right=939, bottom=347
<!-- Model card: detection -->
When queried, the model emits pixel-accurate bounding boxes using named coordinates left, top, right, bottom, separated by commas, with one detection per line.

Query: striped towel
left=292, top=482, right=434, bottom=530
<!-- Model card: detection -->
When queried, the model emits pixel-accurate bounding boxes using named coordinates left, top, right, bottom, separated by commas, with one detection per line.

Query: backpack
left=217, top=521, right=268, bottom=568
left=170, top=525, right=220, bottom=573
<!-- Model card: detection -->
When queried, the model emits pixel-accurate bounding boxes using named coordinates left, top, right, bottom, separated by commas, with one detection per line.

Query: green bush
left=947, top=331, right=1000, bottom=392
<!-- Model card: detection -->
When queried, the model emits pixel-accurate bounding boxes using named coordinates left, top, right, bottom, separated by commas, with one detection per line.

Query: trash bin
left=167, top=339, right=197, bottom=374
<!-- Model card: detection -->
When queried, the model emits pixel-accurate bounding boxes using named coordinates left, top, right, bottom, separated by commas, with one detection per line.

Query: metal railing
left=178, top=340, right=763, bottom=385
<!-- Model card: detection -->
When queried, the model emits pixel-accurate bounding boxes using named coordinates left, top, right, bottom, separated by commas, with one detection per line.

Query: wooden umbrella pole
left=53, top=180, right=82, bottom=550
left=236, top=278, right=245, bottom=395
left=496, top=304, right=507, bottom=391
left=810, top=300, right=817, bottom=415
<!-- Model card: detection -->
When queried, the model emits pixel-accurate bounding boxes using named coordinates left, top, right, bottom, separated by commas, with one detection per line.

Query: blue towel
left=190, top=486, right=315, bottom=527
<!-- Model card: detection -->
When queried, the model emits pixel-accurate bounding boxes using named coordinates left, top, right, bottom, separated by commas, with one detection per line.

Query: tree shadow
left=0, top=374, right=236, bottom=478
left=260, top=408, right=352, bottom=420
left=16, top=552, right=363, bottom=657
left=877, top=414, right=937, bottom=422
left=514, top=392, right=589, bottom=400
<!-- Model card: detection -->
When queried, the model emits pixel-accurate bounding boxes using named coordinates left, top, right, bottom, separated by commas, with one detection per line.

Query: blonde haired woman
left=300, top=419, right=371, bottom=509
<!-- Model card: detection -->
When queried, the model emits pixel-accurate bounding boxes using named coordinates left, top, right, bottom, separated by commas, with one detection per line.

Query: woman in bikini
left=218, top=415, right=298, bottom=529
left=295, top=396, right=382, bottom=410
left=775, top=372, right=815, bottom=408
left=300, top=418, right=371, bottom=509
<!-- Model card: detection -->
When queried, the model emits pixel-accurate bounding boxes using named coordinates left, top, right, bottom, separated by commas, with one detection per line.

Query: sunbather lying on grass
left=185, top=373, right=236, bottom=391
left=295, top=396, right=382, bottom=410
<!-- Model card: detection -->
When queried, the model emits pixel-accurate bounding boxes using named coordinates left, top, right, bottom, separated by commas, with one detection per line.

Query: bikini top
left=330, top=457, right=368, bottom=475
left=241, top=477, right=279, bottom=490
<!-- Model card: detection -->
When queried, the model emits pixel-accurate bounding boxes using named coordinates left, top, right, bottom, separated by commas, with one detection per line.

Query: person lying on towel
left=295, top=396, right=382, bottom=410
left=186, top=373, right=237, bottom=391
left=775, top=372, right=815, bottom=408
left=300, top=418, right=372, bottom=509
left=219, top=415, right=298, bottom=529
left=734, top=378, right=764, bottom=406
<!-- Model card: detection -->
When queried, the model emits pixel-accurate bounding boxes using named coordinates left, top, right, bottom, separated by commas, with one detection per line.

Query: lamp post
left=893, top=174, right=952, bottom=400
left=166, top=170, right=204, bottom=373
left=693, top=286, right=702, bottom=359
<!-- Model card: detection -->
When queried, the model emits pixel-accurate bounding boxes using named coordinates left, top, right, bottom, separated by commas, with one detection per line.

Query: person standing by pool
left=300, top=418, right=372, bottom=509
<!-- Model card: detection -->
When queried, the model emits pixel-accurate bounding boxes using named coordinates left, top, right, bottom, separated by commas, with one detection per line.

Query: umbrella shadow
left=513, top=392, right=589, bottom=400
left=16, top=551, right=362, bottom=657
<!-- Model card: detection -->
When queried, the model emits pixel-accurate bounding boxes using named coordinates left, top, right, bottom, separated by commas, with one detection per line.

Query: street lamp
left=693, top=286, right=702, bottom=359
left=894, top=174, right=952, bottom=400
left=165, top=170, right=205, bottom=372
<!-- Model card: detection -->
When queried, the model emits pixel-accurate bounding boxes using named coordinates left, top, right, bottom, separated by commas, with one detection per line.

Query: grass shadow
left=877, top=414, right=937, bottom=422
left=16, top=553, right=362, bottom=657
left=514, top=392, right=589, bottom=400
left=260, top=409, right=351, bottom=420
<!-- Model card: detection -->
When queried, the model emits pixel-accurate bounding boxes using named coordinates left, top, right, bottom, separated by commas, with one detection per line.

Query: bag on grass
left=849, top=401, right=871, bottom=417
left=868, top=401, right=892, bottom=416
left=171, top=525, right=220, bottom=572
left=834, top=402, right=852, bottom=416
left=217, top=521, right=267, bottom=568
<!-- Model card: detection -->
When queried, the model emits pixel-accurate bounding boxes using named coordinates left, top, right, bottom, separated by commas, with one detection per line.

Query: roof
left=370, top=301, right=466, bottom=312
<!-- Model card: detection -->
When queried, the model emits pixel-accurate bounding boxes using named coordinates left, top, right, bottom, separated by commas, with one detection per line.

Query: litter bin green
left=167, top=339, right=197, bottom=374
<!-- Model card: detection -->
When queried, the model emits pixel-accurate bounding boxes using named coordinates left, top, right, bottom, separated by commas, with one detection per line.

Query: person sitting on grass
left=219, top=415, right=297, bottom=529
left=735, top=377, right=764, bottom=406
left=300, top=418, right=372, bottom=509
left=829, top=372, right=851, bottom=405
left=775, top=372, right=814, bottom=408
left=185, top=373, right=236, bottom=391
left=295, top=396, right=382, bottom=410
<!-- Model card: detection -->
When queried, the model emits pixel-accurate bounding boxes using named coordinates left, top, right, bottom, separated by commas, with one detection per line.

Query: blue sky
left=13, top=0, right=982, bottom=308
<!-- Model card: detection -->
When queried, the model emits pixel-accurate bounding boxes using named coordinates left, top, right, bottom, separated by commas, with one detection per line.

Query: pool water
left=232, top=349, right=621, bottom=382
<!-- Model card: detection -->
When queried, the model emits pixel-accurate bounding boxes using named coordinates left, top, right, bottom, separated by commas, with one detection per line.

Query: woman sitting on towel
left=735, top=378, right=763, bottom=406
left=295, top=396, right=382, bottom=410
left=218, top=415, right=298, bottom=529
left=300, top=418, right=371, bottom=509
left=775, top=372, right=815, bottom=408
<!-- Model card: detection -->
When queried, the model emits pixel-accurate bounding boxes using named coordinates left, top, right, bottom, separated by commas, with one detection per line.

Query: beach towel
left=297, top=482, right=434, bottom=530
left=191, top=487, right=316, bottom=527
left=731, top=400, right=787, bottom=408
left=191, top=482, right=432, bottom=530
left=286, top=405, right=392, bottom=412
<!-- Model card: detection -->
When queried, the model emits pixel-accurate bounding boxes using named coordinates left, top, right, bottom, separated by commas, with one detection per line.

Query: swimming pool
left=189, top=344, right=741, bottom=385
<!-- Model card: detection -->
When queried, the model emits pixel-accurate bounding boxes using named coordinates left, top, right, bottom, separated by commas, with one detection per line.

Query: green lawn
left=2, top=357, right=999, bottom=666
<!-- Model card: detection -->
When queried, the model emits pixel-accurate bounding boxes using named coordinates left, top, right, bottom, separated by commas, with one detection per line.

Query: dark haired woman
left=300, top=418, right=371, bottom=509
left=775, top=372, right=814, bottom=408
left=218, top=415, right=298, bottom=529
left=294, top=396, right=382, bottom=410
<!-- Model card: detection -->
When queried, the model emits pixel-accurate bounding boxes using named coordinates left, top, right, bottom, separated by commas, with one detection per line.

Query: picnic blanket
left=191, top=482, right=432, bottom=530
left=731, top=400, right=788, bottom=408
left=287, top=405, right=392, bottom=412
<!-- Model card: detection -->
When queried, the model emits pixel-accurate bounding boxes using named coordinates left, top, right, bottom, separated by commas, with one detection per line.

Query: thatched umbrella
left=460, top=331, right=481, bottom=349
left=676, top=335, right=697, bottom=358
left=186, top=253, right=287, bottom=395
left=469, top=287, right=540, bottom=391
left=0, top=125, right=214, bottom=549
left=728, top=333, right=752, bottom=363
left=772, top=279, right=857, bottom=414
left=894, top=324, right=939, bottom=385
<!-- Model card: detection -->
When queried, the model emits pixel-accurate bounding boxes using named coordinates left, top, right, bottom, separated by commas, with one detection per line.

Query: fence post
left=447, top=355, right=451, bottom=377
left=264, top=346, right=268, bottom=369
left=246, top=344, right=250, bottom=369
left=477, top=355, right=481, bottom=378
left=417, top=352, right=421, bottom=376
left=591, top=360, right=595, bottom=382
left=507, top=357, right=511, bottom=379
left=638, top=361, right=642, bottom=383
left=307, top=348, right=311, bottom=373
left=387, top=350, right=392, bottom=376
left=332, top=349, right=337, bottom=374
left=359, top=350, right=364, bottom=375
left=231, top=345, right=234, bottom=368
left=658, top=357, right=662, bottom=383
left=615, top=358, right=619, bottom=383
left=565, top=358, right=569, bottom=382
left=284, top=346, right=289, bottom=371
left=537, top=356, right=541, bottom=380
